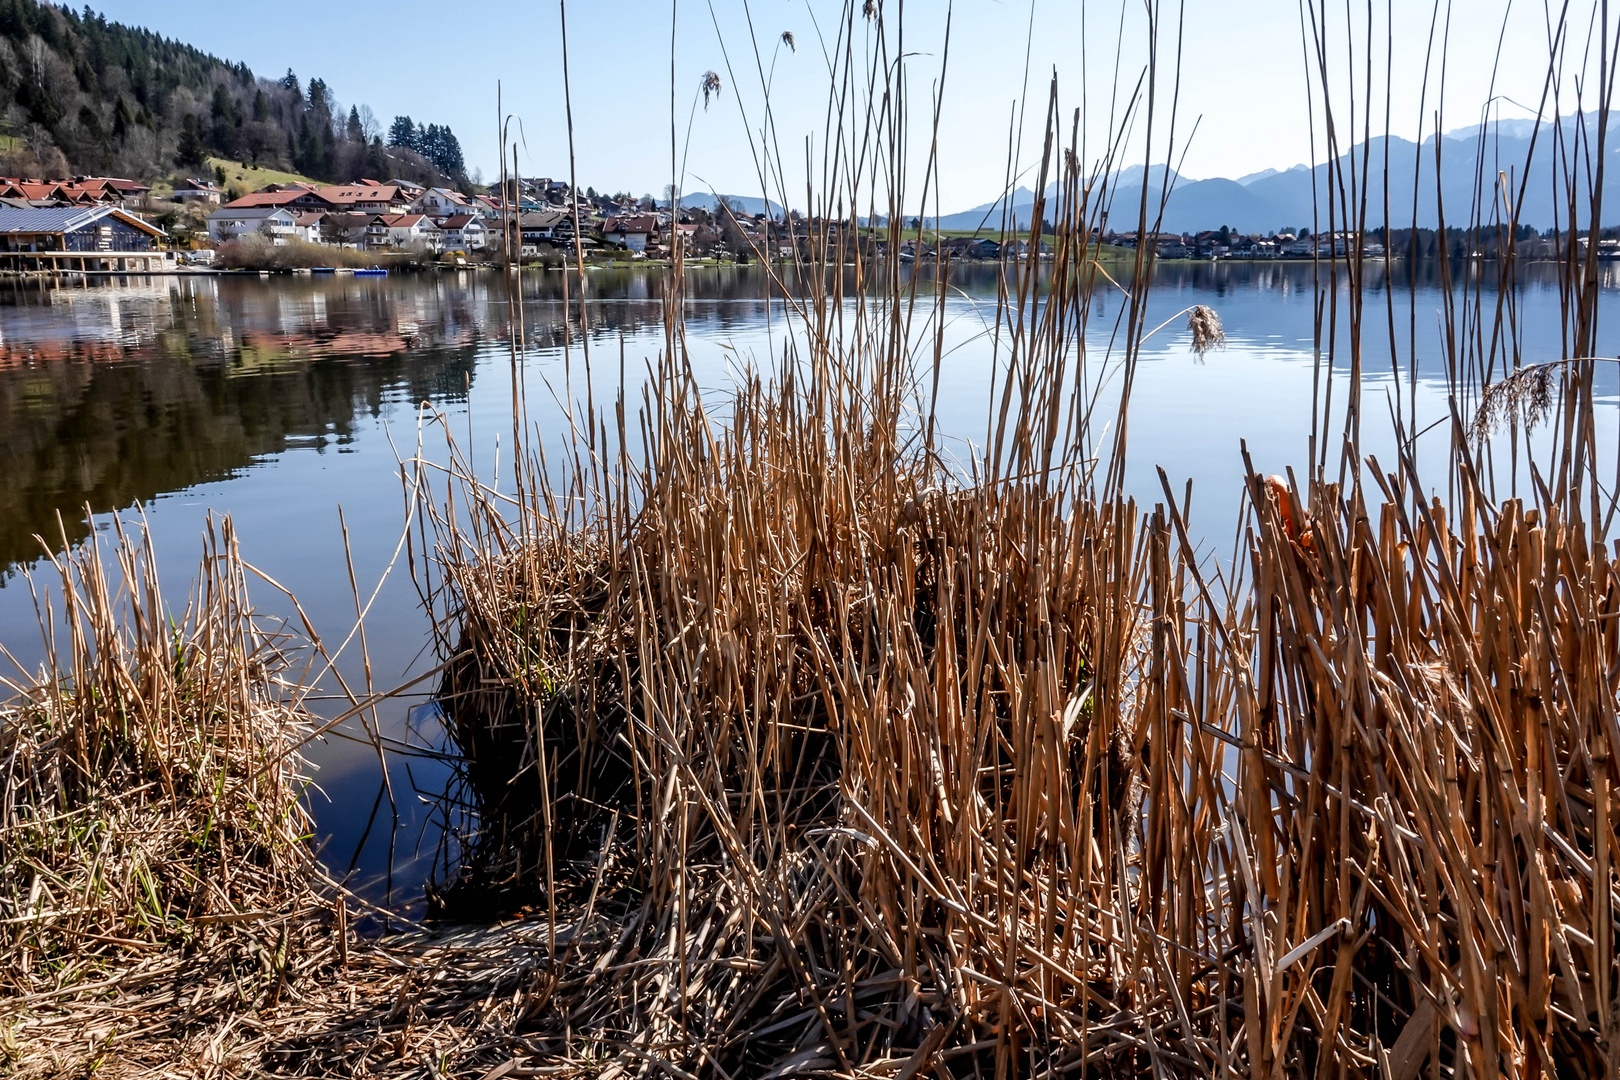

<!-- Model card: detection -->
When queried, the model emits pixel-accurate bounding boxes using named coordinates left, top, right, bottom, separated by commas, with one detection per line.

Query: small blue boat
left=354, top=267, right=388, bottom=277
left=311, top=267, right=336, bottom=275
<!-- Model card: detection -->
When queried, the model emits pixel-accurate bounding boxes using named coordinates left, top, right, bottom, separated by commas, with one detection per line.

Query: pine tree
left=306, top=78, right=331, bottom=123
left=112, top=95, right=135, bottom=141
left=436, top=127, right=464, bottom=176
left=387, top=115, right=415, bottom=149
left=176, top=113, right=207, bottom=167
left=295, top=113, right=314, bottom=175
left=209, top=85, right=238, bottom=155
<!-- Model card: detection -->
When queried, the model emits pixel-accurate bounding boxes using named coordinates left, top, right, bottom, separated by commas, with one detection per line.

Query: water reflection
left=0, top=261, right=1613, bottom=912
left=0, top=277, right=485, bottom=571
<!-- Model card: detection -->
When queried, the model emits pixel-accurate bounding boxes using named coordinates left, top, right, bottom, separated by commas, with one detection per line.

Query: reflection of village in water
left=0, top=274, right=710, bottom=561
left=2, top=257, right=1618, bottom=573
left=0, top=276, right=491, bottom=570
left=0, top=269, right=800, bottom=573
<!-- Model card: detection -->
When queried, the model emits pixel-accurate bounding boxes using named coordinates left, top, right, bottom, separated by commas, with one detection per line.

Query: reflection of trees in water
left=0, top=277, right=485, bottom=575
left=3, top=261, right=1611, bottom=576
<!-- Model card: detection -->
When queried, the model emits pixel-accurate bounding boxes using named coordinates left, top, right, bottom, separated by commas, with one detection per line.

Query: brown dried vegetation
left=4, top=1, right=1620, bottom=1076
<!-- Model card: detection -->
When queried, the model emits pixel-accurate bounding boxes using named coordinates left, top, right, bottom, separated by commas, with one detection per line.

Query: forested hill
left=0, top=0, right=469, bottom=187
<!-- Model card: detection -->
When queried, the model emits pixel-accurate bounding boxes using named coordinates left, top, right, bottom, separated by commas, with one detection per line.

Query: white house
left=207, top=206, right=297, bottom=245
left=290, top=212, right=326, bottom=244
left=367, top=213, right=442, bottom=251
left=412, top=187, right=473, bottom=218
left=436, top=214, right=486, bottom=252
left=173, top=178, right=223, bottom=204
left=602, top=214, right=657, bottom=253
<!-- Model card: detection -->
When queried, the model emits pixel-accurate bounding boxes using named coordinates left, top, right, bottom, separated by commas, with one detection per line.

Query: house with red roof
left=317, top=183, right=408, bottom=214
left=223, top=189, right=323, bottom=211
left=602, top=214, right=659, bottom=253
left=435, top=213, right=486, bottom=251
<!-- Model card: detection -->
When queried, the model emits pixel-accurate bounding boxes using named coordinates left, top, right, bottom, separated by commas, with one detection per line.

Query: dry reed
left=402, top=4, right=1620, bottom=1076
left=1, top=1, right=1617, bottom=1077
left=0, top=517, right=338, bottom=1076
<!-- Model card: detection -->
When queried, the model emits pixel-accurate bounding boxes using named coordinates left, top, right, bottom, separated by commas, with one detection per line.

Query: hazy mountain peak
left=939, top=119, right=1620, bottom=232
left=1112, top=163, right=1185, bottom=188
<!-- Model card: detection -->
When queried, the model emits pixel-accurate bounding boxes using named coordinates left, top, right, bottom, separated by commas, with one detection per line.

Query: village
left=0, top=169, right=1609, bottom=270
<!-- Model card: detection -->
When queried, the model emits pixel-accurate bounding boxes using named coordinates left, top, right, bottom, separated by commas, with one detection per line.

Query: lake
left=1, top=260, right=1614, bottom=913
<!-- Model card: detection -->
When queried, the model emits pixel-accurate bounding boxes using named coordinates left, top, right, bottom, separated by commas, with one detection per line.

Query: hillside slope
left=0, top=0, right=464, bottom=187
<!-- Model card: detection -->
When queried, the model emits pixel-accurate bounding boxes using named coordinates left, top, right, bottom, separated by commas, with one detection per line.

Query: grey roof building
left=0, top=206, right=165, bottom=253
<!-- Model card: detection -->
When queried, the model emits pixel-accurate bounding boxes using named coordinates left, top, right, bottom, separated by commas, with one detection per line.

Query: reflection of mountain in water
left=0, top=276, right=487, bottom=573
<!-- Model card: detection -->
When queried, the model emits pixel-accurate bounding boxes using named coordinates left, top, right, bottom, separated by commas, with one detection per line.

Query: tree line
left=0, top=0, right=469, bottom=188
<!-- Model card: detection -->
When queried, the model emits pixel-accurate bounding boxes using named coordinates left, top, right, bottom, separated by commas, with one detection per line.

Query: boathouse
left=0, top=206, right=167, bottom=271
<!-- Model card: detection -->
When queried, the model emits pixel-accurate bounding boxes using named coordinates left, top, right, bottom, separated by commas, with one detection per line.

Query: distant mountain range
left=932, top=119, right=1620, bottom=234
left=660, top=191, right=784, bottom=217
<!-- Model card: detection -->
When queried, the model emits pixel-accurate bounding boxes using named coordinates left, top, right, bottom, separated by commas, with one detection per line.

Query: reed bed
left=411, top=298, right=1620, bottom=1080
left=0, top=1, right=1617, bottom=1076
left=403, top=4, right=1620, bottom=1077
left=0, top=518, right=343, bottom=1076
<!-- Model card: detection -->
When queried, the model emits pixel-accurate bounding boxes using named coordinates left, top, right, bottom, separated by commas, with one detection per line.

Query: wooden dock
left=0, top=250, right=174, bottom=273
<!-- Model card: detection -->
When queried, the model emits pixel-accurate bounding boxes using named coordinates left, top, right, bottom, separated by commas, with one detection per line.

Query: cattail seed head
left=1187, top=304, right=1225, bottom=358
left=1470, top=361, right=1559, bottom=444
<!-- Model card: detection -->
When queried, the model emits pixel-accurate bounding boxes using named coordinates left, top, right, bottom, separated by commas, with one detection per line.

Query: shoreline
left=2, top=250, right=1599, bottom=282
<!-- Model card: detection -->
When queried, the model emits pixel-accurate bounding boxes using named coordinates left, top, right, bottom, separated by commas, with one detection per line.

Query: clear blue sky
left=82, top=0, right=1607, bottom=213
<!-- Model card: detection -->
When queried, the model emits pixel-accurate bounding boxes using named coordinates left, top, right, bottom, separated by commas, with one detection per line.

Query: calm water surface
left=0, top=262, right=1614, bottom=911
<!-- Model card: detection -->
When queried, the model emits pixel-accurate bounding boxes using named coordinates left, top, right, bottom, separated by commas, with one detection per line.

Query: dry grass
left=1, top=2, right=1617, bottom=1077
left=0, top=517, right=336, bottom=1076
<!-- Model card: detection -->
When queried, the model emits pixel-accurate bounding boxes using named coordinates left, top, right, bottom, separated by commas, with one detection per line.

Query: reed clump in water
left=416, top=358, right=1620, bottom=1080
left=423, top=359, right=1147, bottom=1074
left=0, top=518, right=340, bottom=1077
left=411, top=21, right=1620, bottom=1071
